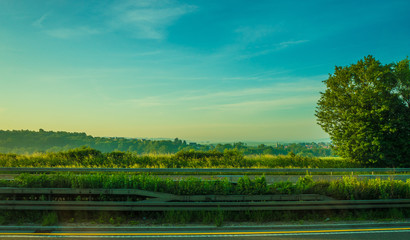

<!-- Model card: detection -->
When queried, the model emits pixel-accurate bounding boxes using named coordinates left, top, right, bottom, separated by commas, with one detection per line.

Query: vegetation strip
left=1, top=227, right=410, bottom=236
left=0, top=148, right=358, bottom=169
left=2, top=173, right=410, bottom=200
left=2, top=167, right=409, bottom=174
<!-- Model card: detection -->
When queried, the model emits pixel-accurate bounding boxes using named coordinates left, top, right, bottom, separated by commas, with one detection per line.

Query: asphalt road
left=1, top=223, right=409, bottom=239
left=1, top=231, right=410, bottom=240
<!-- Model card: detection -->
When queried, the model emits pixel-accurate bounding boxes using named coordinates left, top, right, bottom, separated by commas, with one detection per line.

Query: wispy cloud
left=31, top=11, right=100, bottom=39
left=180, top=79, right=323, bottom=101
left=129, top=50, right=163, bottom=57
left=33, top=1, right=195, bottom=40
left=108, top=0, right=196, bottom=39
left=119, top=97, right=169, bottom=108
left=235, top=25, right=281, bottom=43
left=192, top=96, right=319, bottom=111
left=32, top=12, right=50, bottom=28
left=44, top=27, right=100, bottom=39
left=215, top=25, right=310, bottom=60
left=279, top=40, right=309, bottom=48
left=108, top=78, right=324, bottom=115
left=236, top=39, right=309, bottom=60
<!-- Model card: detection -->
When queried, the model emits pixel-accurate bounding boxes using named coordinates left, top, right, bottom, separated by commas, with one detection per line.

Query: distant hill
left=0, top=129, right=335, bottom=157
left=0, top=129, right=188, bottom=154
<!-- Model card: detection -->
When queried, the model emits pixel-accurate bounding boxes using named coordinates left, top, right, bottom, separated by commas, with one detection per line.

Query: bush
left=42, top=212, right=58, bottom=226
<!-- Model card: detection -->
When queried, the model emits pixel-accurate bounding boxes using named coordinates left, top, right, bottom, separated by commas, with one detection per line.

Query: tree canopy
left=316, top=56, right=409, bottom=167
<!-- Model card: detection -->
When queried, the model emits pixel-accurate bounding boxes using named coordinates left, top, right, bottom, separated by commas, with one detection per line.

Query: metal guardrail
left=0, top=188, right=174, bottom=199
left=0, top=188, right=332, bottom=202
left=1, top=187, right=410, bottom=211
left=1, top=167, right=409, bottom=174
left=2, top=199, right=410, bottom=211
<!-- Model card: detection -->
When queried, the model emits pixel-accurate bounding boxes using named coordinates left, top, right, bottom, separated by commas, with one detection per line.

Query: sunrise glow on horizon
left=1, top=0, right=409, bottom=142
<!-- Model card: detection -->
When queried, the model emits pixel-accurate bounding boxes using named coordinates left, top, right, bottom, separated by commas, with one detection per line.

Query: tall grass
left=1, top=173, right=409, bottom=200
left=0, top=148, right=360, bottom=169
left=1, top=208, right=408, bottom=226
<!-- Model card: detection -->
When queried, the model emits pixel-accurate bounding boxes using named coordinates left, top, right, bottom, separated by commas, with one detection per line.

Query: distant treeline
left=0, top=129, right=334, bottom=157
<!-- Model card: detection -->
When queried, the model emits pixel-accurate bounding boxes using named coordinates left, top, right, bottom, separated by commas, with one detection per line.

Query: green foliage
left=237, top=175, right=267, bottom=194
left=1, top=209, right=408, bottom=225
left=42, top=212, right=58, bottom=226
left=58, top=147, right=103, bottom=160
left=316, top=56, right=410, bottom=167
left=0, top=149, right=358, bottom=169
left=0, top=210, right=45, bottom=224
left=175, top=150, right=224, bottom=160
left=164, top=211, right=192, bottom=224
left=2, top=173, right=410, bottom=201
left=326, top=177, right=410, bottom=200
left=214, top=209, right=224, bottom=227
left=295, top=175, right=314, bottom=193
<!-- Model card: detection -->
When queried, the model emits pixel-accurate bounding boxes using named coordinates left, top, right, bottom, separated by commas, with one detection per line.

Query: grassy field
left=0, top=148, right=360, bottom=169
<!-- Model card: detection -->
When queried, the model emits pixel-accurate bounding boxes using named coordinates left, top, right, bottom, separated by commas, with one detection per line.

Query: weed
left=214, top=209, right=224, bottom=227
left=42, top=212, right=58, bottom=226
left=0, top=215, right=6, bottom=225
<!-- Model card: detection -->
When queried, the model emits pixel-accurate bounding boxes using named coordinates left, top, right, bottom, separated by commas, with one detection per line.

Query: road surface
left=0, top=222, right=409, bottom=239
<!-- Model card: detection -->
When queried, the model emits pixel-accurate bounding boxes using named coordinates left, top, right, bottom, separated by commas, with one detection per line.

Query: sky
left=0, top=0, right=409, bottom=142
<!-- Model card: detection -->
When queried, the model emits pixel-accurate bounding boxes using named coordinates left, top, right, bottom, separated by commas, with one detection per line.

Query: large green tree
left=316, top=56, right=409, bottom=167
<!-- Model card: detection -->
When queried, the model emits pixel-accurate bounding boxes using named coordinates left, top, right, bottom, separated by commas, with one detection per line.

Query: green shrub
left=42, top=212, right=58, bottom=226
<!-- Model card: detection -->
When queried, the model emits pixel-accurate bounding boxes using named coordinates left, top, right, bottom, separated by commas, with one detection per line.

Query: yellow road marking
left=0, top=227, right=410, bottom=236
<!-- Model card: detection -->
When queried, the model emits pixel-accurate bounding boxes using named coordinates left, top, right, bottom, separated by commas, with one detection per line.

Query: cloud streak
left=179, top=79, right=324, bottom=101
left=235, top=25, right=281, bottom=43
left=236, top=39, right=309, bottom=60
left=33, top=1, right=195, bottom=40
left=32, top=12, right=50, bottom=28
left=191, top=95, right=319, bottom=111
left=108, top=0, right=196, bottom=39
left=111, top=79, right=323, bottom=115
left=44, top=27, right=100, bottom=39
left=279, top=40, right=309, bottom=48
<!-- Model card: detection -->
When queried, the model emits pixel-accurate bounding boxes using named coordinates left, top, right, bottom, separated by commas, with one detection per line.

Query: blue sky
left=1, top=0, right=409, bottom=142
